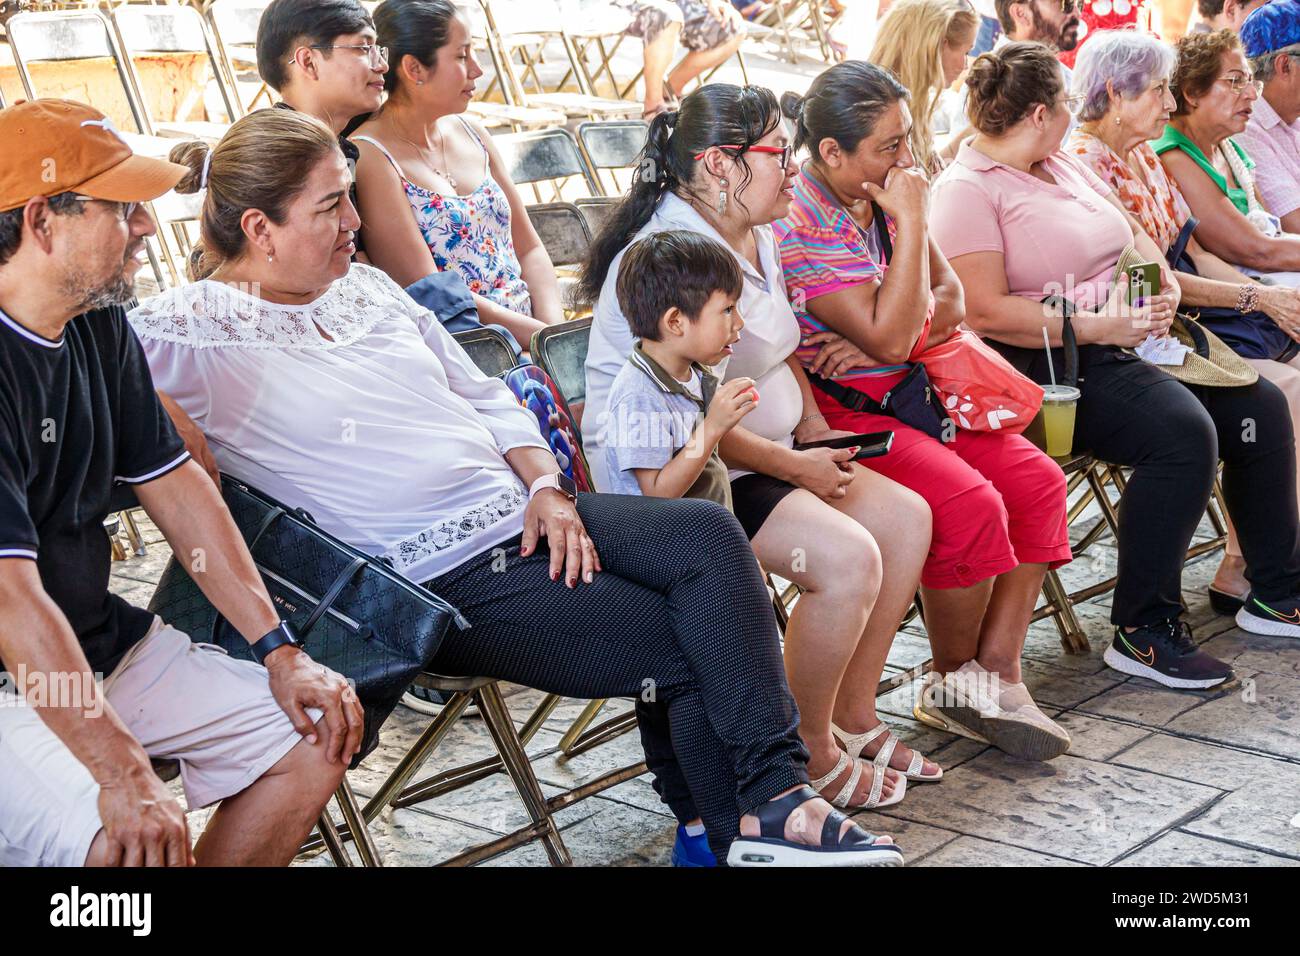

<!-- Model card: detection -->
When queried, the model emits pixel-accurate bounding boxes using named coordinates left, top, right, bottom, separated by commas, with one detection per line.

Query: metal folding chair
left=575, top=195, right=620, bottom=238
left=576, top=118, right=648, bottom=195
left=526, top=201, right=593, bottom=314
left=204, top=0, right=276, bottom=112
left=494, top=126, right=603, bottom=202
left=759, top=0, right=832, bottom=63
left=108, top=3, right=242, bottom=139
left=6, top=8, right=184, bottom=287
left=473, top=0, right=643, bottom=120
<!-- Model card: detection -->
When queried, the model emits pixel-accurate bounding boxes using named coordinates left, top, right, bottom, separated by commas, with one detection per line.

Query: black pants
left=425, top=493, right=808, bottom=859
left=1024, top=344, right=1300, bottom=626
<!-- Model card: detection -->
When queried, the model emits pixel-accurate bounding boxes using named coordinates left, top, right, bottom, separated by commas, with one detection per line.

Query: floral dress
left=1067, top=129, right=1190, bottom=252
left=354, top=119, right=532, bottom=315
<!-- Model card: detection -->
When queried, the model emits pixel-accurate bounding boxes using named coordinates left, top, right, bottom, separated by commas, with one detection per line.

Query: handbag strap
left=1040, top=295, right=1080, bottom=388
left=248, top=505, right=287, bottom=550
left=1167, top=216, right=1199, bottom=271
left=806, top=369, right=889, bottom=415
left=301, top=556, right=368, bottom=637
left=872, top=202, right=893, bottom=263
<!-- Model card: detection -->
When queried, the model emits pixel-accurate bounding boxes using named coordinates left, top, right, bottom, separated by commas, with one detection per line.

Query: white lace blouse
left=128, top=264, right=549, bottom=582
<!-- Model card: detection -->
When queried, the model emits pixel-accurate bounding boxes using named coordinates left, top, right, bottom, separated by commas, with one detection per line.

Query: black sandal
left=725, top=785, right=904, bottom=867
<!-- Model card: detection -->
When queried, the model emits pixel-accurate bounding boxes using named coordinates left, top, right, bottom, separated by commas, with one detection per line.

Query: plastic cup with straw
left=1039, top=325, right=1080, bottom=457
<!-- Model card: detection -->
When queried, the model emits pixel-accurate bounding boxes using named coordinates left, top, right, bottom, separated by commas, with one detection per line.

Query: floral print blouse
left=1067, top=128, right=1191, bottom=252
left=354, top=119, right=532, bottom=316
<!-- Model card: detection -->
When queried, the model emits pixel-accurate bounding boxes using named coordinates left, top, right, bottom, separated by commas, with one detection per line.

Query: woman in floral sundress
left=353, top=0, right=563, bottom=348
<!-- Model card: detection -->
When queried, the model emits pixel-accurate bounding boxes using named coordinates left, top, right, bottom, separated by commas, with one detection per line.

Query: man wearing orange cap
left=0, top=100, right=363, bottom=867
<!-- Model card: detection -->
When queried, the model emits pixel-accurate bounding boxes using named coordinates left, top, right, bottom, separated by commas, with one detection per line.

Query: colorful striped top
left=774, top=168, right=932, bottom=384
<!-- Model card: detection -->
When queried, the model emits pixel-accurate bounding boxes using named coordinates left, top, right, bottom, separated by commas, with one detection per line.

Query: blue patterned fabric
left=1242, top=0, right=1300, bottom=59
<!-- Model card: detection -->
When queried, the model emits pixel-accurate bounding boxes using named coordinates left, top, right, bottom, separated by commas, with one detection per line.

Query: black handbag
left=148, top=475, right=467, bottom=765
left=1166, top=216, right=1300, bottom=363
left=806, top=201, right=953, bottom=443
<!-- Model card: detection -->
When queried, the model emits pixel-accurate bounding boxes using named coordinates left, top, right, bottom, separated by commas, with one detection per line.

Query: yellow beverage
left=1040, top=385, right=1080, bottom=458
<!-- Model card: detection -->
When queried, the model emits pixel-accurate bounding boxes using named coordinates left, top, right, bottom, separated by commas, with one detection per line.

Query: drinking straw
left=1043, top=327, right=1056, bottom=389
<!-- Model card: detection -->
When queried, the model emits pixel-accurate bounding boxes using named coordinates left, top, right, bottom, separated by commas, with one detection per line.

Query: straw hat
left=1113, top=247, right=1258, bottom=389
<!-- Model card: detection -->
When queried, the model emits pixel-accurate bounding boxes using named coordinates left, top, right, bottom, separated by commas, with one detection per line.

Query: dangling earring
left=1114, top=115, right=1121, bottom=126
left=267, top=253, right=274, bottom=263
left=717, top=178, right=729, bottom=216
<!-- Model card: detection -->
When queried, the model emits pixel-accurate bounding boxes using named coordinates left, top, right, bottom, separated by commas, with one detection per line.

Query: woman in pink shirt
left=932, top=41, right=1300, bottom=690
left=776, top=61, right=1074, bottom=762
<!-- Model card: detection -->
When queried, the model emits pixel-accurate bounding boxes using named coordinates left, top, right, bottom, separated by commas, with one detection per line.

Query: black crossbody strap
left=1040, top=295, right=1080, bottom=388
left=872, top=202, right=893, bottom=263
left=302, top=556, right=368, bottom=637
left=806, top=370, right=887, bottom=414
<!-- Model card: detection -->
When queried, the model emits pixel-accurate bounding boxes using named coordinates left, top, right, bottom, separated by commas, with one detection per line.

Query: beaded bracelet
left=1237, top=284, right=1260, bottom=314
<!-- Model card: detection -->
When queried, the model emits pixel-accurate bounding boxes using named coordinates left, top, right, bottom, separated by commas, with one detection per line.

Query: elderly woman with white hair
left=1068, top=28, right=1300, bottom=615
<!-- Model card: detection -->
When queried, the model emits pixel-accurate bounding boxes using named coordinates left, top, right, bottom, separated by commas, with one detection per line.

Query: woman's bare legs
left=975, top=561, right=1049, bottom=683
left=665, top=33, right=745, bottom=100
left=921, top=580, right=995, bottom=675
left=750, top=487, right=902, bottom=805
left=640, top=20, right=682, bottom=114
left=821, top=466, right=940, bottom=776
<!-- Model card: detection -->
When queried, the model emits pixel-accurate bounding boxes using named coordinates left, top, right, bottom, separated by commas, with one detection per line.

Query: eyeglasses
left=296, top=43, right=389, bottom=67
left=71, top=196, right=139, bottom=222
left=1059, top=93, right=1086, bottom=117
left=1217, top=73, right=1263, bottom=96
left=692, top=144, right=793, bottom=167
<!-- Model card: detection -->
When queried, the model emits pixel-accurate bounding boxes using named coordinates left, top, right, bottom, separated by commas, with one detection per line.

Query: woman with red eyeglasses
left=579, top=84, right=940, bottom=854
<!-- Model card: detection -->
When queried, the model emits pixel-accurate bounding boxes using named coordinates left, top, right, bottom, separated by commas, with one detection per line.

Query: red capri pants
left=813, top=384, right=1072, bottom=590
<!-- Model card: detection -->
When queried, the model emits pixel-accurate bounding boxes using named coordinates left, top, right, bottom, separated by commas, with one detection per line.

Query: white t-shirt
left=128, top=264, right=550, bottom=582
left=582, top=192, right=803, bottom=489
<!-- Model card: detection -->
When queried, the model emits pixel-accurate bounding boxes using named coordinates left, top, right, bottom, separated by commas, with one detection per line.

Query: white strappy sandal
left=809, top=749, right=907, bottom=809
left=833, top=722, right=944, bottom=783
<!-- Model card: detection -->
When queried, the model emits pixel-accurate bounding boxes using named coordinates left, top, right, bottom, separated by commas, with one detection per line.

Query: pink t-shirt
left=930, top=142, right=1134, bottom=312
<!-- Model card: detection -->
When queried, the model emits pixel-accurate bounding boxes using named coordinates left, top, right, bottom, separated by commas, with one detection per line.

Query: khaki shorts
left=0, top=618, right=316, bottom=867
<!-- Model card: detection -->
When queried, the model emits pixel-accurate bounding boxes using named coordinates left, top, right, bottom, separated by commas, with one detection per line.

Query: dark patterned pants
left=425, top=492, right=808, bottom=858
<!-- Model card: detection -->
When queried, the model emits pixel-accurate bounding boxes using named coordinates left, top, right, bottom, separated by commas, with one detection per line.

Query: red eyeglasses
left=693, top=144, right=793, bottom=167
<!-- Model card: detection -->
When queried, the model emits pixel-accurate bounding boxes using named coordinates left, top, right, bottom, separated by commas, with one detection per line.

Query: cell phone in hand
left=793, top=430, right=895, bottom=460
left=1127, top=261, right=1162, bottom=305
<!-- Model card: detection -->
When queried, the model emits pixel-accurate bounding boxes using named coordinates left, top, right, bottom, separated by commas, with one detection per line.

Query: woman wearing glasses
left=776, top=60, right=1073, bottom=762
left=932, top=42, right=1300, bottom=691
left=1068, top=29, right=1300, bottom=616
left=579, top=84, right=940, bottom=839
left=352, top=0, right=563, bottom=349
left=1157, top=29, right=1300, bottom=286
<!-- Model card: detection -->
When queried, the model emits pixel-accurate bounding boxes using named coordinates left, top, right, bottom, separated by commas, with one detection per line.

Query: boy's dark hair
left=257, top=0, right=375, bottom=92
left=615, top=231, right=743, bottom=341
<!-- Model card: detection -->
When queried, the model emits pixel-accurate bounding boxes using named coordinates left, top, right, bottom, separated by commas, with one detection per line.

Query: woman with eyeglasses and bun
left=931, top=40, right=1300, bottom=692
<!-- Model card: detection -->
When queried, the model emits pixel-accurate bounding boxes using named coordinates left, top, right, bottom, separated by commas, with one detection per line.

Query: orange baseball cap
left=0, top=99, right=188, bottom=212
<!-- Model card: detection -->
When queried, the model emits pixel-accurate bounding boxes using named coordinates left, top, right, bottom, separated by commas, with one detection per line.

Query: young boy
left=603, top=230, right=758, bottom=506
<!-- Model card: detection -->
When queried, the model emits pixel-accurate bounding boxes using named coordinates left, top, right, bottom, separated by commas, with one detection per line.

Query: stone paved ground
left=111, top=495, right=1300, bottom=867
left=104, top=32, right=1299, bottom=867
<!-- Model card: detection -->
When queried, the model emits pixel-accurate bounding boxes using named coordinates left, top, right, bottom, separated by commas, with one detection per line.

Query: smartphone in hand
left=793, top=430, right=895, bottom=460
left=1127, top=261, right=1162, bottom=305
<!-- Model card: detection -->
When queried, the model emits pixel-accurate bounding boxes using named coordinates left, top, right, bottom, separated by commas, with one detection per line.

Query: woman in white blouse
left=130, top=108, right=903, bottom=867
left=579, top=85, right=942, bottom=822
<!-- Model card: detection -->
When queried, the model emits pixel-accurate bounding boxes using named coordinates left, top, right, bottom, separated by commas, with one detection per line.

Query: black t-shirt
left=0, top=305, right=189, bottom=676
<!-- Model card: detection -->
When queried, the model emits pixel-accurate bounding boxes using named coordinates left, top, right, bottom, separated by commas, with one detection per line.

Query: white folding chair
left=108, top=3, right=242, bottom=140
